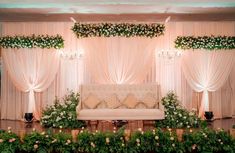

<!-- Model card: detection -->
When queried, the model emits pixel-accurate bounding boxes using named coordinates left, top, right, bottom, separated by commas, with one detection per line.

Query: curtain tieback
left=28, top=87, right=36, bottom=113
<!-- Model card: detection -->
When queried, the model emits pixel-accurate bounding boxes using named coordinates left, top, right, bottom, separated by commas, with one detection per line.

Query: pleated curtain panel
left=78, top=37, right=158, bottom=84
left=2, top=49, right=60, bottom=119
left=182, top=51, right=235, bottom=117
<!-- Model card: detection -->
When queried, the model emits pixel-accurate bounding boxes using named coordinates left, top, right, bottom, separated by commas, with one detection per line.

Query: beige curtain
left=79, top=37, right=157, bottom=84
left=182, top=51, right=235, bottom=117
left=2, top=49, right=60, bottom=119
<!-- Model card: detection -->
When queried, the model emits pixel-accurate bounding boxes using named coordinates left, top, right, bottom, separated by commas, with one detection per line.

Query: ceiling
left=0, top=0, right=235, bottom=22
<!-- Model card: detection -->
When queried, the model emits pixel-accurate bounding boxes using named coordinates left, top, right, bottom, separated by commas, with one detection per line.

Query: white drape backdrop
left=1, top=22, right=235, bottom=120
left=182, top=51, right=235, bottom=117
left=2, top=49, right=60, bottom=119
left=79, top=37, right=157, bottom=84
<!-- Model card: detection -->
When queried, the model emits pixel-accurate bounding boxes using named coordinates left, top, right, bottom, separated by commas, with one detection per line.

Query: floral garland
left=1, top=127, right=235, bottom=153
left=175, top=36, right=235, bottom=50
left=0, top=35, right=64, bottom=49
left=72, top=23, right=165, bottom=38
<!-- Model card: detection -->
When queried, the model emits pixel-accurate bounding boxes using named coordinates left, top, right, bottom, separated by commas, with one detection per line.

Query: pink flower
left=192, top=144, right=197, bottom=150
left=0, top=139, right=3, bottom=143
left=9, top=138, right=16, bottom=143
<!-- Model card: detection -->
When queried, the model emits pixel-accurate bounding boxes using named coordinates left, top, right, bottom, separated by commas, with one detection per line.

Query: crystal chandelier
left=157, top=50, right=182, bottom=59
left=60, top=50, right=84, bottom=60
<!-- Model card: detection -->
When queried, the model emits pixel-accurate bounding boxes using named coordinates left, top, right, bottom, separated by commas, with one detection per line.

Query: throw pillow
left=122, top=94, right=138, bottom=108
left=83, top=94, right=101, bottom=109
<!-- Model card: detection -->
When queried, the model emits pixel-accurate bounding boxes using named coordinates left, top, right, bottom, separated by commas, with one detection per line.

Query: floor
left=0, top=118, right=235, bottom=135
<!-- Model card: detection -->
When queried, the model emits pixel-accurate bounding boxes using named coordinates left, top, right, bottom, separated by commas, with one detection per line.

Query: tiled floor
left=0, top=118, right=234, bottom=135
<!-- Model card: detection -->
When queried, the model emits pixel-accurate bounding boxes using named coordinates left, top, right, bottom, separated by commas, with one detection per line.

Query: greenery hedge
left=0, top=127, right=234, bottom=153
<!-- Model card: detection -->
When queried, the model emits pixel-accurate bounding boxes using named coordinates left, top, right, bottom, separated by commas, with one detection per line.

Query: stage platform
left=0, top=118, right=235, bottom=134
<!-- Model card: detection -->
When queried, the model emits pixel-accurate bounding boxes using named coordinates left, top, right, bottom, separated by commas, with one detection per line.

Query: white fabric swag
left=2, top=49, right=60, bottom=119
left=182, top=50, right=235, bottom=117
left=79, top=37, right=157, bottom=84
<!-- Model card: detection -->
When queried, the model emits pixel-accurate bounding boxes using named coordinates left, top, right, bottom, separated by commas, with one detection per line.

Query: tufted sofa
left=76, top=84, right=165, bottom=120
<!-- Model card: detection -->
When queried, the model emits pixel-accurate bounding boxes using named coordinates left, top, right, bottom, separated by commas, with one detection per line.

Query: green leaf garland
left=72, top=23, right=165, bottom=38
left=175, top=35, right=235, bottom=50
left=1, top=128, right=235, bottom=153
left=0, top=35, right=64, bottom=49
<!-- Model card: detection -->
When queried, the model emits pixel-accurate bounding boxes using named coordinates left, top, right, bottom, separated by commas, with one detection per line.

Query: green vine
left=0, top=35, right=64, bottom=49
left=1, top=128, right=235, bottom=153
left=72, top=23, right=165, bottom=38
left=175, top=36, right=235, bottom=50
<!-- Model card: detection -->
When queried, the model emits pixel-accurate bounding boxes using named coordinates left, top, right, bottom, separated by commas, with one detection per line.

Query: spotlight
left=165, top=16, right=171, bottom=23
left=70, top=17, right=77, bottom=23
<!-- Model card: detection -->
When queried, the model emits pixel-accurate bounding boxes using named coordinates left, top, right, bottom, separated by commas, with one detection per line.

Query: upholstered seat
left=77, top=84, right=165, bottom=120
left=77, top=109, right=164, bottom=120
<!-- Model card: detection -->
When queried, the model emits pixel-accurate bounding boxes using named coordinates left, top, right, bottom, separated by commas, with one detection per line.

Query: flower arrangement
left=155, top=92, right=206, bottom=129
left=0, top=127, right=20, bottom=153
left=40, top=92, right=86, bottom=129
left=50, top=131, right=75, bottom=153
left=1, top=127, right=235, bottom=153
left=174, top=35, right=235, bottom=50
left=127, top=128, right=184, bottom=153
left=183, top=128, right=235, bottom=152
left=77, top=128, right=125, bottom=153
left=21, top=130, right=52, bottom=153
left=72, top=23, right=165, bottom=38
left=0, top=34, right=64, bottom=49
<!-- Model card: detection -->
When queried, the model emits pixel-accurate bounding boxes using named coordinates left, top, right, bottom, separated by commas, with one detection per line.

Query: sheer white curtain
left=58, top=57, right=84, bottom=97
left=182, top=51, right=235, bottom=117
left=79, top=37, right=157, bottom=84
left=0, top=22, right=80, bottom=120
left=2, top=49, right=60, bottom=119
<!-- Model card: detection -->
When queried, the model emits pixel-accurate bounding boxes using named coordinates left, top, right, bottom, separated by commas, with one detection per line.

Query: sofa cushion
left=77, top=109, right=165, bottom=120
left=122, top=94, right=138, bottom=108
left=143, top=93, right=158, bottom=108
left=106, top=94, right=121, bottom=109
left=83, top=94, right=101, bottom=109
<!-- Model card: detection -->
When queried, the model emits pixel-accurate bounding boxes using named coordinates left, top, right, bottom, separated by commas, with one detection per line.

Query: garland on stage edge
left=72, top=23, right=165, bottom=38
left=0, top=35, right=64, bottom=49
left=1, top=127, right=235, bottom=153
left=175, top=36, right=235, bottom=50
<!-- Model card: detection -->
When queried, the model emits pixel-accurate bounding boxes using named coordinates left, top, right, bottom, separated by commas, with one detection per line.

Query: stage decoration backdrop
left=182, top=51, right=235, bottom=117
left=72, top=23, right=165, bottom=38
left=1, top=22, right=235, bottom=121
left=175, top=36, right=235, bottom=50
left=0, top=35, right=64, bottom=49
left=78, top=37, right=157, bottom=84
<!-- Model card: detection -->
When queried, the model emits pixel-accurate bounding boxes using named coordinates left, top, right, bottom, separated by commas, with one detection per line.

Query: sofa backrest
left=79, top=84, right=162, bottom=109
